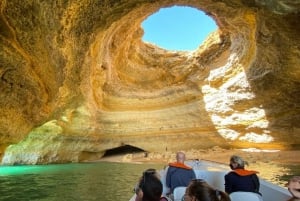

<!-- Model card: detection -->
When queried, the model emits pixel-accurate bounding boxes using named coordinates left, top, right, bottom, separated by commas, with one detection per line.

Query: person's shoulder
left=226, top=171, right=234, bottom=176
left=166, top=165, right=176, bottom=171
left=225, top=171, right=238, bottom=178
left=169, top=162, right=192, bottom=170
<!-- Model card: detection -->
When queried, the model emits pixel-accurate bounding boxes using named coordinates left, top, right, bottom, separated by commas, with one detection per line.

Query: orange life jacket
left=168, top=162, right=192, bottom=170
left=232, top=168, right=259, bottom=176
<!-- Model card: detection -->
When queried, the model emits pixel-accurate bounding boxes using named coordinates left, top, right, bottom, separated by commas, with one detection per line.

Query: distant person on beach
left=131, top=168, right=171, bottom=201
left=183, top=179, right=231, bottom=201
left=224, top=155, right=261, bottom=195
left=166, top=151, right=196, bottom=194
left=287, top=176, right=300, bottom=201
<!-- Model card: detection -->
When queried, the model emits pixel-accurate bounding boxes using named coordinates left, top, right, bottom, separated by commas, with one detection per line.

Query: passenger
left=224, top=155, right=261, bottom=195
left=182, top=179, right=231, bottom=201
left=166, top=151, right=196, bottom=194
left=132, top=168, right=171, bottom=201
left=287, top=176, right=300, bottom=201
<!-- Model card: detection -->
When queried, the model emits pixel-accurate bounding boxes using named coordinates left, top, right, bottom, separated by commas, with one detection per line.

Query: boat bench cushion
left=229, top=191, right=263, bottom=201
left=173, top=186, right=186, bottom=201
left=194, top=170, right=227, bottom=191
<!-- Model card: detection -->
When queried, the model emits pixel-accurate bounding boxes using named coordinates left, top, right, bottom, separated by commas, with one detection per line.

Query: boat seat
left=159, top=169, right=170, bottom=196
left=194, top=170, right=227, bottom=191
left=173, top=186, right=186, bottom=201
left=229, top=192, right=263, bottom=201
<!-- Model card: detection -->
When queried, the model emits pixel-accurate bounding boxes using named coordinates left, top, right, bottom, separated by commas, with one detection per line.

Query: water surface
left=0, top=162, right=164, bottom=201
left=0, top=162, right=298, bottom=201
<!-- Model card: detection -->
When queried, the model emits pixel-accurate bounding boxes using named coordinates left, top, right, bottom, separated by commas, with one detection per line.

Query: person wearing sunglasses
left=182, top=179, right=231, bottom=201
left=132, top=169, right=171, bottom=201
left=166, top=151, right=196, bottom=195
left=224, top=155, right=261, bottom=195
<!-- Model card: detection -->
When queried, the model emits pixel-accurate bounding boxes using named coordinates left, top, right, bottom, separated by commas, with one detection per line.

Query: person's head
left=183, top=179, right=230, bottom=201
left=183, top=179, right=231, bottom=201
left=287, top=176, right=300, bottom=199
left=229, top=155, right=248, bottom=170
left=135, top=169, right=163, bottom=201
left=176, top=151, right=186, bottom=163
left=287, top=198, right=300, bottom=201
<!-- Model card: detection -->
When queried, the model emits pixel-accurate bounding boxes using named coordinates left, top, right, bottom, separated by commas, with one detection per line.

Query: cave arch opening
left=103, top=144, right=146, bottom=158
left=141, top=5, right=217, bottom=51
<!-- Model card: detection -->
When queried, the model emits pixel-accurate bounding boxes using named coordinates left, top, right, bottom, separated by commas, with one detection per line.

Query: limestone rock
left=0, top=0, right=299, bottom=164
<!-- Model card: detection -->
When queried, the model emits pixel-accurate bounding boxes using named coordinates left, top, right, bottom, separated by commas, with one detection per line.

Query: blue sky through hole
left=142, top=6, right=217, bottom=51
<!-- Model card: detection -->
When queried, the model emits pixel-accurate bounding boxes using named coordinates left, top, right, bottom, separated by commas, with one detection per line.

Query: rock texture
left=0, top=0, right=299, bottom=164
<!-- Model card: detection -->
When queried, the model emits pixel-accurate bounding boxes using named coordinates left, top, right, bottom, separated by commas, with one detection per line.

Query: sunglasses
left=191, top=178, right=206, bottom=183
left=142, top=169, right=157, bottom=185
left=143, top=169, right=156, bottom=176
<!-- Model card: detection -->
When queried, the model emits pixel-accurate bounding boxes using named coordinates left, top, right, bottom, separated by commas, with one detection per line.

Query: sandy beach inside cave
left=97, top=147, right=300, bottom=186
left=98, top=147, right=300, bottom=165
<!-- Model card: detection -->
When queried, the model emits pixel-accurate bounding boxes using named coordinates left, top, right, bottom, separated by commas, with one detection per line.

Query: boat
left=130, top=159, right=292, bottom=201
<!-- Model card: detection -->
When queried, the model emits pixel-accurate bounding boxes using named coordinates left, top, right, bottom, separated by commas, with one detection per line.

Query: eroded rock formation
left=0, top=0, right=299, bottom=164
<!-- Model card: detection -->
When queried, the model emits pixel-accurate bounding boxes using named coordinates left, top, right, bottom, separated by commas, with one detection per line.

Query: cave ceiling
left=0, top=0, right=299, bottom=164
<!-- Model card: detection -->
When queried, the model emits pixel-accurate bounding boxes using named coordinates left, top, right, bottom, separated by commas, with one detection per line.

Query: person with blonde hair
left=224, top=155, right=261, bottom=195
left=182, top=179, right=231, bottom=201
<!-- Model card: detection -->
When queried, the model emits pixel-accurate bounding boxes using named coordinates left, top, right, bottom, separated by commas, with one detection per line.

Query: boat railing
left=259, top=179, right=291, bottom=201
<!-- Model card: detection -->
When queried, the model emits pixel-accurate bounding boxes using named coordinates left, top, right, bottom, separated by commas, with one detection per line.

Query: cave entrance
left=141, top=5, right=217, bottom=51
left=103, top=145, right=146, bottom=157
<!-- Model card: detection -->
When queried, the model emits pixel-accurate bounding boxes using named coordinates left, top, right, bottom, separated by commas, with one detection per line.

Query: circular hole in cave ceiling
left=141, top=5, right=218, bottom=51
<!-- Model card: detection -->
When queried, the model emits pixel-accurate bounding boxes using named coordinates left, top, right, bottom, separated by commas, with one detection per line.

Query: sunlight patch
left=239, top=132, right=274, bottom=143
left=217, top=129, right=240, bottom=140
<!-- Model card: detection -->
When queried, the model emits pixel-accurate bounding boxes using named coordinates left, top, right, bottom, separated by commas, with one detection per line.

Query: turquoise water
left=0, top=162, right=164, bottom=201
left=0, top=162, right=299, bottom=201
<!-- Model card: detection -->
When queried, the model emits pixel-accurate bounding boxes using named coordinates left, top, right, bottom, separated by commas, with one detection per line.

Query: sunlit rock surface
left=0, top=0, right=299, bottom=164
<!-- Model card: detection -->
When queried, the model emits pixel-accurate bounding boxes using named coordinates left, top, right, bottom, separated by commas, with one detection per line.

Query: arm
left=191, top=169, right=196, bottom=180
left=224, top=174, right=232, bottom=194
left=166, top=167, right=172, bottom=188
left=252, top=174, right=261, bottom=194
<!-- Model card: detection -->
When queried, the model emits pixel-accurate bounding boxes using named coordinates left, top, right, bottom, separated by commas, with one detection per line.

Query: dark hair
left=186, top=179, right=231, bottom=201
left=138, top=169, right=163, bottom=201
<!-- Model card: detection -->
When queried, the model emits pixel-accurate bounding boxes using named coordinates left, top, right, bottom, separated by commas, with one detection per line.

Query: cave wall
left=0, top=0, right=299, bottom=164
